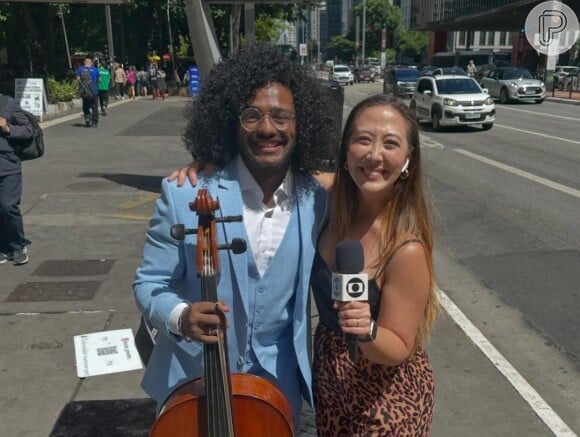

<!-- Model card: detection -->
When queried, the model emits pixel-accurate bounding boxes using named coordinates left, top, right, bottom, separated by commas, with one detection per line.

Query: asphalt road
left=0, top=87, right=578, bottom=436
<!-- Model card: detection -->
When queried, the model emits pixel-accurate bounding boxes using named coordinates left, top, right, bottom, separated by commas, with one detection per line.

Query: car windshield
left=436, top=78, right=482, bottom=94
left=442, top=67, right=466, bottom=75
left=395, top=69, right=420, bottom=80
left=502, top=69, right=533, bottom=80
left=334, top=67, right=350, bottom=73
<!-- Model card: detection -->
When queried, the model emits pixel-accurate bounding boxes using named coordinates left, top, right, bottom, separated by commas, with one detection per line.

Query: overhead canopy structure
left=0, top=0, right=130, bottom=3
left=411, top=0, right=580, bottom=31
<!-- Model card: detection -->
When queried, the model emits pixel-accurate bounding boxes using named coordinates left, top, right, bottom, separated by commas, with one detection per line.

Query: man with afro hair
left=134, top=43, right=338, bottom=432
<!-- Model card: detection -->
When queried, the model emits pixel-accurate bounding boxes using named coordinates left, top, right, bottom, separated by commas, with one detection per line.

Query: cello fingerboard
left=202, top=273, right=236, bottom=437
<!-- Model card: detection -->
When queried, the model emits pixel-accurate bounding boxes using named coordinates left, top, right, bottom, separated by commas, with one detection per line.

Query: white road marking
left=498, top=106, right=580, bottom=122
left=495, top=124, right=580, bottom=146
left=454, top=148, right=580, bottom=199
left=439, top=289, right=578, bottom=437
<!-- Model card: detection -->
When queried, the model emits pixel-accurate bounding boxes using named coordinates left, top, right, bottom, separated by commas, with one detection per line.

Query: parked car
left=369, top=65, right=381, bottom=77
left=480, top=67, right=545, bottom=104
left=433, top=66, right=467, bottom=76
left=382, top=67, right=421, bottom=98
left=554, top=65, right=577, bottom=88
left=563, top=68, right=580, bottom=91
left=331, top=65, right=354, bottom=86
left=420, top=65, right=438, bottom=76
left=410, top=75, right=496, bottom=131
left=353, top=66, right=376, bottom=83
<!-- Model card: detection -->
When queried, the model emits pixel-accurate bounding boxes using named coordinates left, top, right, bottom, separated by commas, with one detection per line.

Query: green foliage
left=327, top=36, right=356, bottom=63
left=398, top=31, right=428, bottom=58
left=46, top=77, right=78, bottom=103
left=255, top=16, right=288, bottom=43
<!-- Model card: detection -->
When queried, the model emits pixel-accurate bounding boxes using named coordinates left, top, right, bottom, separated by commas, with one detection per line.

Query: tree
left=351, top=0, right=427, bottom=63
left=326, top=36, right=356, bottom=63
left=398, top=30, right=428, bottom=61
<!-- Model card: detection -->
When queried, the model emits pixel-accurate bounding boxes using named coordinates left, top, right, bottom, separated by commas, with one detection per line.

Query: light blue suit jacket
left=134, top=161, right=328, bottom=410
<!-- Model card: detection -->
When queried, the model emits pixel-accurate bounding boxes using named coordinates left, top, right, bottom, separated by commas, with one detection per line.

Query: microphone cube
left=331, top=273, right=369, bottom=302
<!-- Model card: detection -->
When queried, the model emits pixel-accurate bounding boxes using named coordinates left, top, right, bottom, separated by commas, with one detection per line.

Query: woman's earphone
left=401, top=158, right=410, bottom=173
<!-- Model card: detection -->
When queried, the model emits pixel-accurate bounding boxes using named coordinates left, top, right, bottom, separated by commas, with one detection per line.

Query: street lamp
left=57, top=6, right=72, bottom=70
left=362, top=0, right=366, bottom=65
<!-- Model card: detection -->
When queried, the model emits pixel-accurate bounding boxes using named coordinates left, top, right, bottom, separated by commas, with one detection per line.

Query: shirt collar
left=235, top=155, right=293, bottom=207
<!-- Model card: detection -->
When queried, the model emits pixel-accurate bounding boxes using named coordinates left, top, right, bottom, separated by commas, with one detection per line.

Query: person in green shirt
left=96, top=59, right=112, bottom=115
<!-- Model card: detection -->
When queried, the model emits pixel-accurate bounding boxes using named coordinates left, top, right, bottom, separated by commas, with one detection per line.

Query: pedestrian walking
left=0, top=93, right=34, bottom=266
left=76, top=57, right=100, bottom=127
left=467, top=59, right=477, bottom=78
left=96, top=59, right=111, bottom=116
left=114, top=64, right=126, bottom=99
left=147, top=61, right=160, bottom=100
left=127, top=66, right=137, bottom=99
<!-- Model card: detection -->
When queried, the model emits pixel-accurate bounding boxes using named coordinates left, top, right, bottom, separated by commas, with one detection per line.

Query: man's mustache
left=248, top=131, right=289, bottom=145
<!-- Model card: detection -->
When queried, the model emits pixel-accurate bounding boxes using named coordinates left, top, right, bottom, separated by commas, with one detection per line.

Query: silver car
left=480, top=67, right=545, bottom=104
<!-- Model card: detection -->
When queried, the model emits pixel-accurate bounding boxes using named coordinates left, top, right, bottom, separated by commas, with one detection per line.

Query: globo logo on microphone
left=346, top=277, right=366, bottom=298
left=332, top=273, right=369, bottom=302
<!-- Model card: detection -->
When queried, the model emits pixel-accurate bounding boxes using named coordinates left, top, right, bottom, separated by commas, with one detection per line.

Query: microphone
left=332, top=240, right=368, bottom=363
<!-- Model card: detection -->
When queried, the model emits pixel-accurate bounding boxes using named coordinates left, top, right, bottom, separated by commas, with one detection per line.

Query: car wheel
left=499, top=88, right=509, bottom=104
left=482, top=123, right=493, bottom=131
left=431, top=110, right=441, bottom=131
left=535, top=99, right=544, bottom=104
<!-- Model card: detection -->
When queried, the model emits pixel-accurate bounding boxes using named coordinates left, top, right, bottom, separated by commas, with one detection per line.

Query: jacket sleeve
left=6, top=98, right=34, bottom=141
left=133, top=178, right=191, bottom=341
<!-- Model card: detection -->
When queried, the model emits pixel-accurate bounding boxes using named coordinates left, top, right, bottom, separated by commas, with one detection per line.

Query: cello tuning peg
left=170, top=224, right=197, bottom=240
left=218, top=238, right=247, bottom=254
left=230, top=238, right=247, bottom=254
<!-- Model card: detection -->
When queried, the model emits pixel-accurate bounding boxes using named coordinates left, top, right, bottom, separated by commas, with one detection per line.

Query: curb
left=545, top=97, right=580, bottom=106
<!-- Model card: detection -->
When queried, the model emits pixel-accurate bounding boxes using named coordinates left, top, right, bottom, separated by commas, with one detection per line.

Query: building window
left=459, top=31, right=466, bottom=46
left=487, top=31, right=495, bottom=46
left=507, top=32, right=513, bottom=45
left=499, top=32, right=507, bottom=45
left=479, top=31, right=486, bottom=46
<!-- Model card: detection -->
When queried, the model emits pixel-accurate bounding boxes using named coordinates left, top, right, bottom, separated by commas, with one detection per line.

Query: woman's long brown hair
left=330, top=94, right=439, bottom=348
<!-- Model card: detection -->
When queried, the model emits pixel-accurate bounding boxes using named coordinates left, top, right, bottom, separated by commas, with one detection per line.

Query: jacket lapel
left=215, top=164, right=250, bottom=316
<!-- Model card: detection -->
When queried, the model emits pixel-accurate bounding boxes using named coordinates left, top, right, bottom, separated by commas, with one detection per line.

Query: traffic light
left=381, top=18, right=387, bottom=29
left=519, top=25, right=525, bottom=36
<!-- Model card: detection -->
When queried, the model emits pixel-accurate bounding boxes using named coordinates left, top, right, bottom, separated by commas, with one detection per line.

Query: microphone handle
left=345, top=333, right=359, bottom=363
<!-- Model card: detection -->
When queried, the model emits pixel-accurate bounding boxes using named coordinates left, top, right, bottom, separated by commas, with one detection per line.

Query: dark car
left=383, top=67, right=421, bottom=98
left=354, top=67, right=376, bottom=83
left=433, top=66, right=467, bottom=76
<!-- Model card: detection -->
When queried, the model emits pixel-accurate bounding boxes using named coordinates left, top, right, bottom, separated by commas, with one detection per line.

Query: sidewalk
left=545, top=89, right=580, bottom=105
left=0, top=96, right=561, bottom=437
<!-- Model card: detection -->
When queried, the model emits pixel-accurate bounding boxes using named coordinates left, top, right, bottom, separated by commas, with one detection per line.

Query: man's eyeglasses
left=239, top=107, right=296, bottom=131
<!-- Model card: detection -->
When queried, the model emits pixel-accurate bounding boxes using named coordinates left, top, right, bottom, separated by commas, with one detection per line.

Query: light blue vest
left=236, top=197, right=302, bottom=418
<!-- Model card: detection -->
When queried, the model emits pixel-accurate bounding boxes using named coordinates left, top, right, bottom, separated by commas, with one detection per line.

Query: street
left=0, top=86, right=579, bottom=436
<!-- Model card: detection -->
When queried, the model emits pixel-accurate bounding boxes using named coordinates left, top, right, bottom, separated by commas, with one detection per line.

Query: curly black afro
left=182, top=43, right=339, bottom=173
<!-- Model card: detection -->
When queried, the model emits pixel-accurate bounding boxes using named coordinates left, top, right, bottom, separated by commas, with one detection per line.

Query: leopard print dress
left=311, top=248, right=434, bottom=436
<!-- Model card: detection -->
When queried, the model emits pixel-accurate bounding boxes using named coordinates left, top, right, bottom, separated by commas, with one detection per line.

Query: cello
left=150, top=189, right=294, bottom=437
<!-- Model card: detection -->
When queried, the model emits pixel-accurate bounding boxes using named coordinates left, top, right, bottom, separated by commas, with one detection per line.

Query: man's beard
left=240, top=131, right=295, bottom=172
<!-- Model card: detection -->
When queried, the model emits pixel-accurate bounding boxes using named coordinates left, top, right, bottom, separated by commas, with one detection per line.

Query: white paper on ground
left=74, top=328, right=143, bottom=378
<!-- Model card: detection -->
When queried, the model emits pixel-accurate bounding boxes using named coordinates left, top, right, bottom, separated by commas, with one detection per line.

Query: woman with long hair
left=311, top=94, right=439, bottom=435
